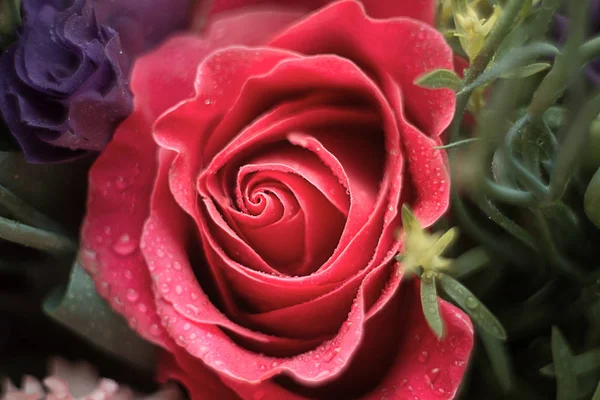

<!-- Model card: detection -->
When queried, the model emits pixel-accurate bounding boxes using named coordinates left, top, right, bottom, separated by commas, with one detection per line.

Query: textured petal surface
left=80, top=0, right=473, bottom=398
left=204, top=0, right=435, bottom=25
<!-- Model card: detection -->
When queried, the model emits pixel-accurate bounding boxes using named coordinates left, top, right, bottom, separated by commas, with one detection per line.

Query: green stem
left=463, top=0, right=525, bottom=84
left=0, top=216, right=76, bottom=255
left=0, top=184, right=64, bottom=232
left=481, top=178, right=536, bottom=207
left=548, top=91, right=600, bottom=201
left=531, top=211, right=584, bottom=283
left=449, top=0, right=524, bottom=143
left=474, top=194, right=538, bottom=250
left=504, top=115, right=550, bottom=197
left=580, top=35, right=600, bottom=64
left=529, top=2, right=588, bottom=119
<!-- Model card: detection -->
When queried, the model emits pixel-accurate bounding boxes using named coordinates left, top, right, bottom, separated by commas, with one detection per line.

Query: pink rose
left=79, top=1, right=474, bottom=399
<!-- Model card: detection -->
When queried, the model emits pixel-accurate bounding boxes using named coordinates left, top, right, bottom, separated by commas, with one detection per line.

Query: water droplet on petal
left=112, top=234, right=137, bottom=256
left=115, top=176, right=130, bottom=190
left=150, top=324, right=161, bottom=336
left=126, top=288, right=139, bottom=302
left=418, top=350, right=429, bottom=364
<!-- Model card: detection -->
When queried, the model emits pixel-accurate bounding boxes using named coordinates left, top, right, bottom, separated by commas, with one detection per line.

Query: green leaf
left=414, top=69, right=462, bottom=91
left=450, top=246, right=490, bottom=279
left=401, top=204, right=421, bottom=236
left=551, top=327, right=578, bottom=400
left=44, top=261, right=155, bottom=371
left=540, top=347, right=600, bottom=377
left=585, top=167, right=600, bottom=229
left=421, top=274, right=444, bottom=339
left=438, top=274, right=507, bottom=340
left=434, top=138, right=481, bottom=150
left=593, top=380, right=600, bottom=400
left=499, top=62, right=552, bottom=79
left=428, top=228, right=458, bottom=258
left=543, top=106, right=570, bottom=130
left=479, top=330, right=514, bottom=392
left=0, top=0, right=21, bottom=48
left=459, top=42, right=560, bottom=93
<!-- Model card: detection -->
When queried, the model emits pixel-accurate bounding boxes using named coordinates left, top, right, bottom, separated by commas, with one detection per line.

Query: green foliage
left=414, top=68, right=462, bottom=91
left=437, top=0, right=600, bottom=398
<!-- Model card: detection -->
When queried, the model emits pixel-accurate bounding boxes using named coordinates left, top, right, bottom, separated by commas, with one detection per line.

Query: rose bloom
left=79, top=0, right=475, bottom=399
left=0, top=0, right=191, bottom=162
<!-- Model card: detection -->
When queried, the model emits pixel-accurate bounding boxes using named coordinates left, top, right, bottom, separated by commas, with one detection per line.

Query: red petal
left=77, top=34, right=214, bottom=347
left=157, top=351, right=241, bottom=399
left=217, top=278, right=473, bottom=400
left=270, top=0, right=454, bottom=137
left=204, top=0, right=435, bottom=24
left=79, top=1, right=304, bottom=349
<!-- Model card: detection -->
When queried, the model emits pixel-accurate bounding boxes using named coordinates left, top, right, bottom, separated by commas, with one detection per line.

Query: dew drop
left=465, top=296, right=479, bottom=310
left=174, top=261, right=182, bottom=270
left=175, top=285, right=183, bottom=295
left=150, top=324, right=161, bottom=336
left=112, top=234, right=137, bottom=256
left=418, top=350, right=429, bottom=364
left=126, top=288, right=139, bottom=302
left=160, top=283, right=170, bottom=293
left=138, top=303, right=148, bottom=313
left=115, top=176, right=130, bottom=190
left=183, top=323, right=191, bottom=331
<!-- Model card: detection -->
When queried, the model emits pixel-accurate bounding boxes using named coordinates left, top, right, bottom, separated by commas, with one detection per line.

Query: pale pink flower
left=1, top=358, right=181, bottom=400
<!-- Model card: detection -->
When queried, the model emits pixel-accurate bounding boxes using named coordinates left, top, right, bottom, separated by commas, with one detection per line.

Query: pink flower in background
left=1, top=358, right=181, bottom=400
left=79, top=0, right=474, bottom=398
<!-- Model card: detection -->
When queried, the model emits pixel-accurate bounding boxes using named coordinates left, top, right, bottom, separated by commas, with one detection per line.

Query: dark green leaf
left=479, top=330, right=514, bottom=392
left=450, top=246, right=490, bottom=279
left=543, top=106, right=570, bottom=130
left=438, top=274, right=507, bottom=340
left=44, top=261, right=155, bottom=371
left=540, top=347, right=600, bottom=377
left=593, top=380, right=600, bottom=400
left=551, top=327, right=578, bottom=400
left=421, top=274, right=444, bottom=339
left=585, top=167, right=600, bottom=229
left=414, top=69, right=462, bottom=91
left=459, top=43, right=560, bottom=93
left=499, top=62, right=552, bottom=79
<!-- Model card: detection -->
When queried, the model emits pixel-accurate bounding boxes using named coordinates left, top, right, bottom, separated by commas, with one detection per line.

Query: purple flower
left=0, top=0, right=192, bottom=163
left=554, top=0, right=600, bottom=84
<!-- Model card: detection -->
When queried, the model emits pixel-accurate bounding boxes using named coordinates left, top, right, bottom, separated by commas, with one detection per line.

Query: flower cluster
left=5, top=0, right=600, bottom=400
left=2, top=358, right=181, bottom=400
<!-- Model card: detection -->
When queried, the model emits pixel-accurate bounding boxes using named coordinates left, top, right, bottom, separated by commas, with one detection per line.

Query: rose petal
left=270, top=0, right=455, bottom=137
left=205, top=0, right=435, bottom=24
left=78, top=34, right=217, bottom=348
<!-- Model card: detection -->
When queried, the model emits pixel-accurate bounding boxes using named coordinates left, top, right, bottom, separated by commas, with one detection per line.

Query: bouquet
left=0, top=0, right=599, bottom=399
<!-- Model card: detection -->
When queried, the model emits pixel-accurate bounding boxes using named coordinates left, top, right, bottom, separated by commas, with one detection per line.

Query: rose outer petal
left=205, top=0, right=435, bottom=25
left=269, top=0, right=455, bottom=138
left=79, top=8, right=306, bottom=347
left=158, top=278, right=473, bottom=400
